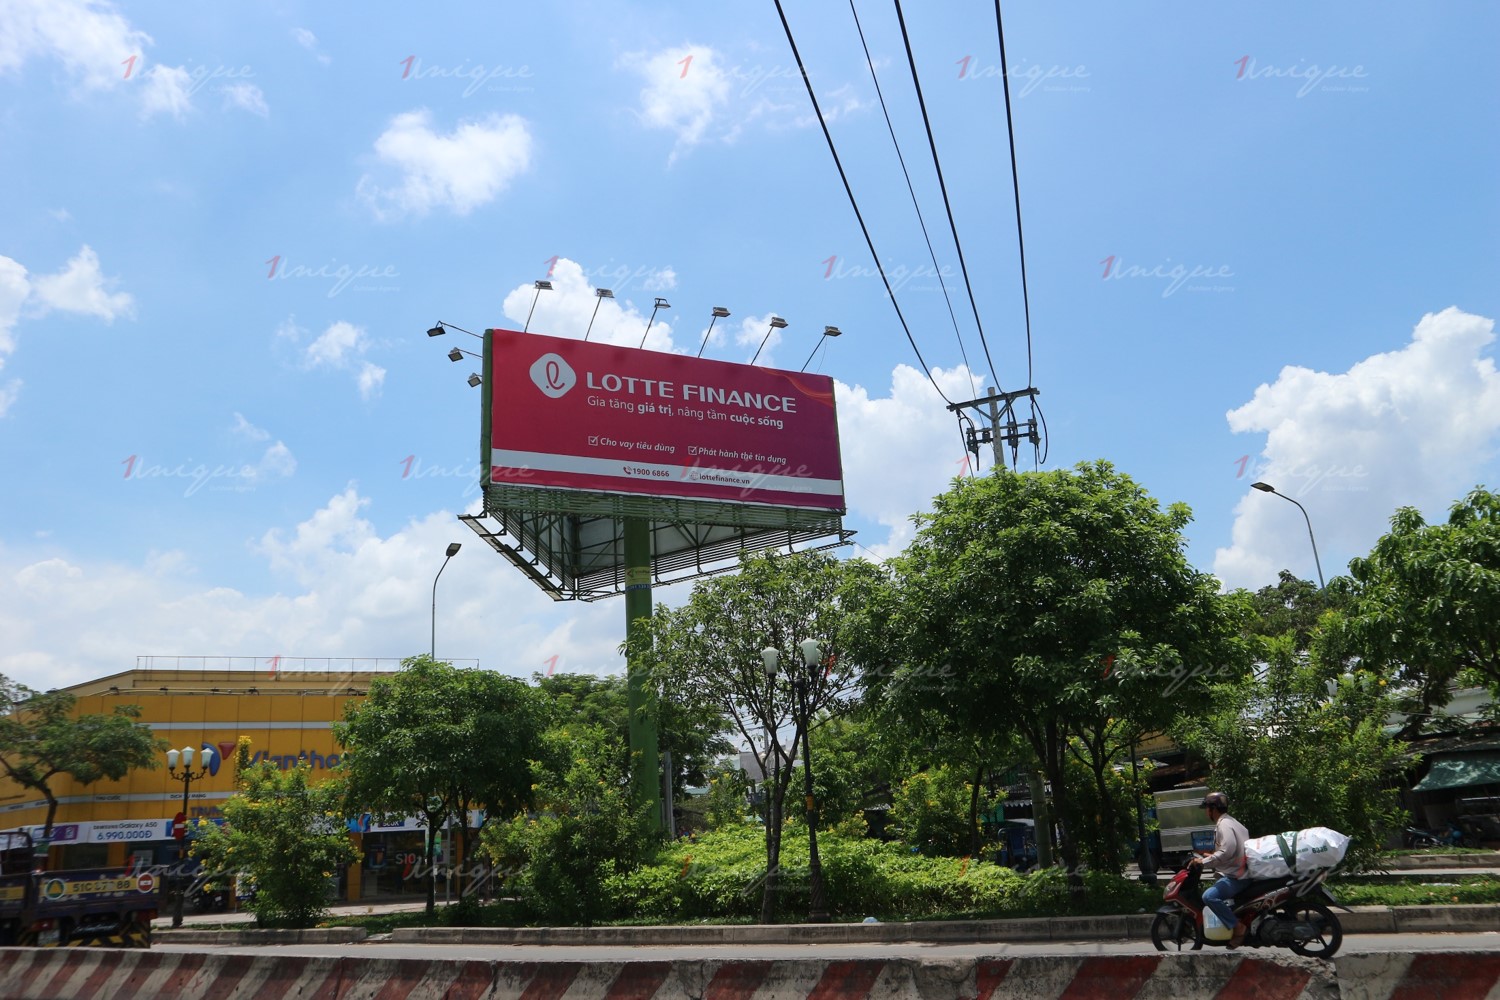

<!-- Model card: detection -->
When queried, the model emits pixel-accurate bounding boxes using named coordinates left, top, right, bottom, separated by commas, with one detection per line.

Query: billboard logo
left=202, top=742, right=222, bottom=777
left=529, top=353, right=576, bottom=399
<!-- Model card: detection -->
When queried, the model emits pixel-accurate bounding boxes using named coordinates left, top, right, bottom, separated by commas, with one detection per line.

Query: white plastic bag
left=1203, top=906, right=1232, bottom=942
left=1244, top=827, right=1350, bottom=878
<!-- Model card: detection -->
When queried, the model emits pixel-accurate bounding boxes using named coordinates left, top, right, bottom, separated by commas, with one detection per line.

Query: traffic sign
left=172, top=812, right=187, bottom=840
left=137, top=872, right=155, bottom=893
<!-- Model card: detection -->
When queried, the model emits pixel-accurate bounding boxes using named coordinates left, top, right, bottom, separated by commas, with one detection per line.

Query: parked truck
left=0, top=833, right=158, bottom=947
left=1154, top=785, right=1217, bottom=870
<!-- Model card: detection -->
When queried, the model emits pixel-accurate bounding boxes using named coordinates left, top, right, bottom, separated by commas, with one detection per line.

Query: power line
left=892, top=0, right=1003, bottom=393
left=847, top=0, right=980, bottom=401
left=992, top=0, right=1036, bottom=389
left=771, top=0, right=955, bottom=407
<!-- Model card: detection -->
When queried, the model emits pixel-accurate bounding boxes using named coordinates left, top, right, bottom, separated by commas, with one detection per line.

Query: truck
left=0, top=832, right=159, bottom=947
left=1154, top=785, right=1217, bottom=870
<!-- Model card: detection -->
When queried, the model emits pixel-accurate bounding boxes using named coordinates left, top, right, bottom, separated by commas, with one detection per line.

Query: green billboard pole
left=624, top=516, right=663, bottom=833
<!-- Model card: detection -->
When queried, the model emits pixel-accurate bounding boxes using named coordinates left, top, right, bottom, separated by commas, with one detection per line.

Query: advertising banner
left=488, top=329, right=845, bottom=511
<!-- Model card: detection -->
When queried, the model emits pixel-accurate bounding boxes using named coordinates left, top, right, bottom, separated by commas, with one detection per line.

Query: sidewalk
left=151, top=898, right=428, bottom=930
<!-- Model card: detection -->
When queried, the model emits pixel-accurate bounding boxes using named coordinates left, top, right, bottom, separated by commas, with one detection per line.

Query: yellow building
left=0, top=661, right=450, bottom=902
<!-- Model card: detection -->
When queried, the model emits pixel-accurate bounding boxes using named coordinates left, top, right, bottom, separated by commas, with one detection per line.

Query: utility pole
left=949, top=387, right=1041, bottom=473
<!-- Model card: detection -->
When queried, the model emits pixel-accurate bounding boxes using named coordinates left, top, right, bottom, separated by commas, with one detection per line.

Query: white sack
left=1244, top=827, right=1350, bottom=878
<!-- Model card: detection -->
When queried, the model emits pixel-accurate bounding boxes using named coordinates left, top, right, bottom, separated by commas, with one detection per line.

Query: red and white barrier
left=1336, top=952, right=1500, bottom=1000
left=0, top=950, right=1350, bottom=999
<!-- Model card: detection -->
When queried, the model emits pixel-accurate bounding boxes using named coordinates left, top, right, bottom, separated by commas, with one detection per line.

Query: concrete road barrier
left=0, top=950, right=1342, bottom=999
left=1336, top=952, right=1500, bottom=1000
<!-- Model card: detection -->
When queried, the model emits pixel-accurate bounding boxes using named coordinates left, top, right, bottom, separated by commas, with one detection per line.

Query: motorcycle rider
left=1189, top=790, right=1252, bottom=948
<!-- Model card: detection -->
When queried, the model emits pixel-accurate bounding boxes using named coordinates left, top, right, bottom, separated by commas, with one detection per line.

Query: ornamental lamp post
left=795, top=638, right=830, bottom=922
left=167, top=745, right=214, bottom=928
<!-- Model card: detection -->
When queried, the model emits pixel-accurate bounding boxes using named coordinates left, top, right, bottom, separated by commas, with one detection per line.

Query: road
left=154, top=931, right=1500, bottom=961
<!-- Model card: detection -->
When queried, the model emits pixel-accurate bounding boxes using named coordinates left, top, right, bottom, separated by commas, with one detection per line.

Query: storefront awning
left=1414, top=751, right=1500, bottom=792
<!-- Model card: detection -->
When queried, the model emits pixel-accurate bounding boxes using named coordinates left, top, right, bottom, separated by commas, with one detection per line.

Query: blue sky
left=1, top=1, right=1497, bottom=688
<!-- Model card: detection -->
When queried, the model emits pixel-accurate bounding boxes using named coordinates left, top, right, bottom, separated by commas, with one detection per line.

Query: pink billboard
left=488, top=329, right=845, bottom=511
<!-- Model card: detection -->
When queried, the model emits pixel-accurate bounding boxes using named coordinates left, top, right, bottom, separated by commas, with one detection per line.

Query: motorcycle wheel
left=1150, top=910, right=1203, bottom=952
left=1285, top=900, right=1342, bottom=958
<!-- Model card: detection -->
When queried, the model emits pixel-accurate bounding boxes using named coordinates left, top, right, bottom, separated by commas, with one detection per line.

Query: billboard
left=487, top=329, right=845, bottom=512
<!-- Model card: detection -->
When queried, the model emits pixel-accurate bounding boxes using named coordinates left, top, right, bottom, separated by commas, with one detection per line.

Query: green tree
left=334, top=656, right=547, bottom=914
left=532, top=671, right=734, bottom=808
left=1174, top=632, right=1406, bottom=872
left=636, top=550, right=882, bottom=922
left=0, top=679, right=168, bottom=838
left=1342, top=488, right=1500, bottom=724
left=480, top=723, right=651, bottom=925
left=189, top=761, right=359, bottom=928
left=858, top=462, right=1246, bottom=888
left=889, top=764, right=1000, bottom=857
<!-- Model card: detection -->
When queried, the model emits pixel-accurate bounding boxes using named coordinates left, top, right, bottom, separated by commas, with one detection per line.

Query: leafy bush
left=888, top=765, right=997, bottom=857
left=604, top=825, right=1154, bottom=922
left=480, top=724, right=651, bottom=925
left=190, top=761, right=360, bottom=929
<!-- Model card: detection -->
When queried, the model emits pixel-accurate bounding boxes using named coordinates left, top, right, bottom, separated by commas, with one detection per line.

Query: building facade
left=0, top=664, right=450, bottom=902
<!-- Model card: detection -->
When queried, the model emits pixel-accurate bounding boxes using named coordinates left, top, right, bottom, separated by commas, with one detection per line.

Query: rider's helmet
left=1200, top=791, right=1229, bottom=812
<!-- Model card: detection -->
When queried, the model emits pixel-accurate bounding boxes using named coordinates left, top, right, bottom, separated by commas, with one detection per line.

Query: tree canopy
left=856, top=461, right=1248, bottom=881
left=333, top=656, right=547, bottom=913
left=0, top=679, right=167, bottom=837
left=1343, top=487, right=1500, bottom=720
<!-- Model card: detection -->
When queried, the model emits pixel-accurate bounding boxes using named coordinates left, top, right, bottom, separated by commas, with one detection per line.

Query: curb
left=388, top=904, right=1500, bottom=946
left=1383, top=853, right=1500, bottom=870
left=154, top=927, right=367, bottom=945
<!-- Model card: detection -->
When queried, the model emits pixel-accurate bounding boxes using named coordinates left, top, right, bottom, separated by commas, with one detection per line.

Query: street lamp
left=750, top=316, right=788, bottom=366
left=800, top=326, right=842, bottom=372
left=523, top=280, right=553, bottom=333
left=1250, top=482, right=1325, bottom=588
left=761, top=642, right=830, bottom=923
left=431, top=543, right=461, bottom=658
left=697, top=307, right=731, bottom=358
left=166, top=745, right=215, bottom=928
left=639, top=297, right=671, bottom=349
left=584, top=288, right=614, bottom=342
left=758, top=647, right=783, bottom=910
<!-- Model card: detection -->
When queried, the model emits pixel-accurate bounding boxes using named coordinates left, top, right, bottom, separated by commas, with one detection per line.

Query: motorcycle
left=1403, top=825, right=1442, bottom=849
left=1150, top=863, right=1345, bottom=958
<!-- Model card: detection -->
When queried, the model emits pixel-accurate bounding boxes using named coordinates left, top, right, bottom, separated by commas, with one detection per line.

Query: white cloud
left=834, top=363, right=988, bottom=556
left=292, top=28, right=329, bottom=64
left=305, top=320, right=364, bottom=368
left=0, top=256, right=28, bottom=357
left=29, top=245, right=134, bottom=321
left=221, top=82, right=268, bottom=117
left=1213, top=307, right=1500, bottom=589
left=0, top=0, right=152, bottom=91
left=355, top=361, right=385, bottom=400
left=356, top=109, right=533, bottom=219
left=255, top=441, right=297, bottom=479
left=0, top=486, right=632, bottom=689
left=0, top=247, right=132, bottom=416
left=0, top=381, right=20, bottom=418
left=294, top=320, right=386, bottom=399
left=620, top=45, right=731, bottom=162
left=139, top=64, right=192, bottom=119
left=231, top=413, right=270, bottom=442
left=620, top=45, right=864, bottom=161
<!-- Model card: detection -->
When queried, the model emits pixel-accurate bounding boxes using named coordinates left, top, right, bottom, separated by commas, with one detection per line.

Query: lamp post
left=523, top=280, right=553, bottom=333
left=639, top=297, right=671, bottom=349
left=431, top=543, right=461, bottom=658
left=1250, top=482, right=1325, bottom=588
left=697, top=307, right=731, bottom=358
left=584, top=288, right=614, bottom=342
left=800, top=326, right=842, bottom=372
left=761, top=643, right=830, bottom=923
left=750, top=316, right=788, bottom=366
left=758, top=648, right=783, bottom=919
left=166, top=745, right=214, bottom=928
